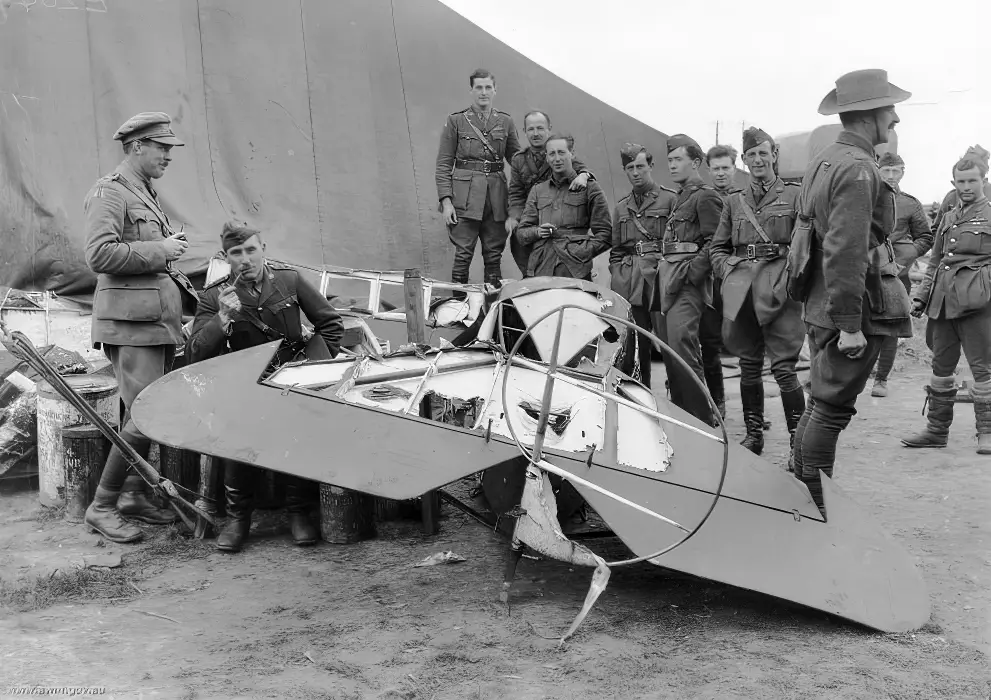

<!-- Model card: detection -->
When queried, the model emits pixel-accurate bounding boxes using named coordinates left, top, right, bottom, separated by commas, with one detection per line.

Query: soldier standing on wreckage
left=710, top=127, right=806, bottom=456
left=656, top=134, right=723, bottom=425
left=870, top=152, right=933, bottom=398
left=187, top=222, right=344, bottom=552
left=436, top=68, right=521, bottom=288
left=790, top=70, right=912, bottom=517
left=82, top=112, right=198, bottom=543
left=902, top=156, right=991, bottom=454
left=505, top=110, right=593, bottom=275
left=608, top=143, right=678, bottom=388
left=515, top=133, right=612, bottom=280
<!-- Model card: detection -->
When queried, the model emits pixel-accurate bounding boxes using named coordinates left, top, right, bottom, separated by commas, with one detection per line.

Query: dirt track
left=1, top=360, right=989, bottom=700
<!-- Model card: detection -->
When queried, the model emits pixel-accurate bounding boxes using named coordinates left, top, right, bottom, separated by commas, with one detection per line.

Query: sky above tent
left=440, top=0, right=990, bottom=205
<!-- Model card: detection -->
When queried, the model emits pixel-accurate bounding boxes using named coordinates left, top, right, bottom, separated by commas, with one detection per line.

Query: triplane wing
left=132, top=277, right=929, bottom=634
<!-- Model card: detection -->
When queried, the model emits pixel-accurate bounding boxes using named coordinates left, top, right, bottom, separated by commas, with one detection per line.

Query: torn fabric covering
left=0, top=0, right=680, bottom=299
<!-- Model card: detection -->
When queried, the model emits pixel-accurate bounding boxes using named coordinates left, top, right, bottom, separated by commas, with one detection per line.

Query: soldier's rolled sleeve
left=709, top=203, right=734, bottom=279
left=823, top=164, right=872, bottom=332
left=297, top=276, right=344, bottom=357
left=515, top=188, right=542, bottom=246
left=687, top=191, right=721, bottom=286
left=187, top=287, right=228, bottom=364
left=84, top=186, right=169, bottom=275
left=435, top=115, right=457, bottom=203
left=910, top=201, right=934, bottom=257
left=508, top=155, right=528, bottom=220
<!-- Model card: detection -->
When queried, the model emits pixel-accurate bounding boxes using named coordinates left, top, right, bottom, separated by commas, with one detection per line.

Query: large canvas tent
left=0, top=0, right=684, bottom=298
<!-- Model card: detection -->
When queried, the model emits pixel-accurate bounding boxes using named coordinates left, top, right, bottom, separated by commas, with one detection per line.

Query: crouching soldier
left=515, top=132, right=612, bottom=280
left=903, top=156, right=991, bottom=453
left=710, top=128, right=806, bottom=454
left=188, top=222, right=345, bottom=551
left=609, top=142, right=677, bottom=387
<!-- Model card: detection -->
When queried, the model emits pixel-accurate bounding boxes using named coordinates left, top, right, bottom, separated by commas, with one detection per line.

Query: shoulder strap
left=111, top=173, right=175, bottom=235
left=463, top=112, right=497, bottom=157
left=736, top=194, right=773, bottom=244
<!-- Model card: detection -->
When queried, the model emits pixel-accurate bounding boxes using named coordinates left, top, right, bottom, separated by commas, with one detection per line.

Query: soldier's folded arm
left=585, top=182, right=613, bottom=257
left=823, top=163, right=872, bottom=332
left=687, top=190, right=721, bottom=285
left=708, top=202, right=734, bottom=279
left=910, top=201, right=934, bottom=257
left=297, top=274, right=344, bottom=357
left=434, top=115, right=458, bottom=203
left=186, top=286, right=227, bottom=363
left=571, top=156, right=595, bottom=182
left=515, top=189, right=542, bottom=245
left=84, top=186, right=169, bottom=275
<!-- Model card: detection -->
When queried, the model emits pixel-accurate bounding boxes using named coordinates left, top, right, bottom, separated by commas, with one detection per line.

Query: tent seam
left=390, top=0, right=429, bottom=272
left=298, top=0, right=325, bottom=267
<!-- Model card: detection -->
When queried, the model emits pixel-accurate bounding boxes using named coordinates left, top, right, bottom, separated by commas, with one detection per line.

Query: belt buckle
left=483, top=161, right=494, bottom=173
left=746, top=244, right=757, bottom=259
left=635, top=240, right=645, bottom=256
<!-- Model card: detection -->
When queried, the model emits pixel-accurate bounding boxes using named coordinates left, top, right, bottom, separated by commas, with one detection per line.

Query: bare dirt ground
left=1, top=353, right=989, bottom=700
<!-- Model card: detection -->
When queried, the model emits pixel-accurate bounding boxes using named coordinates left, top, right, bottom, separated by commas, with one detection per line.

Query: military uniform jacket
left=84, top=161, right=198, bottom=348
left=435, top=108, right=521, bottom=222
left=798, top=130, right=911, bottom=337
left=608, top=184, right=678, bottom=308
left=714, top=186, right=743, bottom=202
left=710, top=178, right=800, bottom=323
left=916, top=197, right=991, bottom=320
left=187, top=262, right=345, bottom=366
left=657, top=176, right=722, bottom=313
left=934, top=183, right=991, bottom=233
left=507, top=146, right=591, bottom=221
left=890, top=188, right=933, bottom=269
left=516, top=172, right=612, bottom=279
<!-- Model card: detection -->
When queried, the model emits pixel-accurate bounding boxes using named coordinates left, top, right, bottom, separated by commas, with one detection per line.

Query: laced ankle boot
left=740, top=383, right=765, bottom=455
left=902, top=385, right=956, bottom=448
left=117, top=474, right=176, bottom=525
left=85, top=486, right=143, bottom=543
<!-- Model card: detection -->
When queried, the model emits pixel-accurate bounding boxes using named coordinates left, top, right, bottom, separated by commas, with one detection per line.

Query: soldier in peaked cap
left=608, top=142, right=678, bottom=387
left=656, top=134, right=724, bottom=425
left=188, top=222, right=345, bottom=552
left=710, top=127, right=805, bottom=455
left=82, top=112, right=198, bottom=543
left=869, top=152, right=933, bottom=398
left=790, top=70, right=912, bottom=517
left=435, top=68, right=522, bottom=289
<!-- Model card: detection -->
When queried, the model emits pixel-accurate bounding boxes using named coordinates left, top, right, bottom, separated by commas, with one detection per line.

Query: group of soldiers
left=74, top=65, right=989, bottom=548
left=435, top=67, right=991, bottom=518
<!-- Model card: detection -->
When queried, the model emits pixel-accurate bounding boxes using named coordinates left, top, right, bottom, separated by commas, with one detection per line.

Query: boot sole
left=119, top=514, right=178, bottom=526
left=216, top=544, right=243, bottom=553
left=293, top=539, right=319, bottom=547
left=87, top=525, right=143, bottom=544
left=900, top=442, right=947, bottom=448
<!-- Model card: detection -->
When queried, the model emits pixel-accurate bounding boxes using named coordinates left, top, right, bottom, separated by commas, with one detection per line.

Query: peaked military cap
left=817, top=69, right=910, bottom=115
left=620, top=142, right=650, bottom=167
left=113, top=112, right=184, bottom=146
left=877, top=152, right=905, bottom=167
left=221, top=221, right=262, bottom=251
left=666, top=134, right=700, bottom=154
left=742, top=127, right=774, bottom=153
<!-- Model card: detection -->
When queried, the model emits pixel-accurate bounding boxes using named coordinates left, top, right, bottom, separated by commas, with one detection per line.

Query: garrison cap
left=113, top=112, right=184, bottom=146
left=666, top=134, right=701, bottom=154
left=620, top=142, right=650, bottom=167
left=963, top=144, right=990, bottom=166
left=221, top=221, right=262, bottom=251
left=742, top=127, right=774, bottom=153
left=877, top=152, right=905, bottom=167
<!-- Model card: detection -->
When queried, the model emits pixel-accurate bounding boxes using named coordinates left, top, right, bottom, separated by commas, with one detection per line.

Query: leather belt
left=455, top=159, right=501, bottom=173
left=662, top=242, right=699, bottom=255
left=734, top=243, right=788, bottom=260
left=634, top=240, right=663, bottom=256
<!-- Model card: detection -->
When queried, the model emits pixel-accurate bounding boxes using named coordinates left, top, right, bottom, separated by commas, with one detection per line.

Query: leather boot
left=973, top=398, right=991, bottom=455
left=84, top=486, right=143, bottom=543
left=740, top=383, right=765, bottom=455
left=704, top=366, right=726, bottom=420
left=285, top=479, right=319, bottom=546
left=217, top=462, right=254, bottom=552
left=117, top=474, right=177, bottom=525
left=871, top=379, right=889, bottom=397
left=781, top=387, right=807, bottom=452
left=902, top=386, right=956, bottom=448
